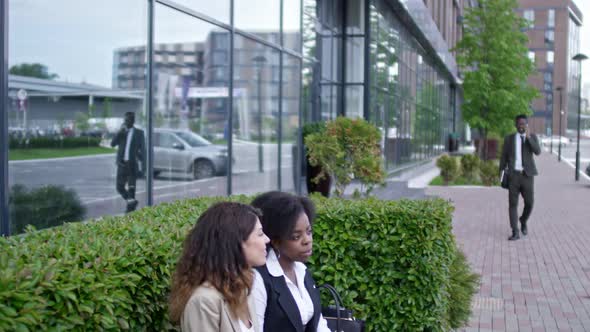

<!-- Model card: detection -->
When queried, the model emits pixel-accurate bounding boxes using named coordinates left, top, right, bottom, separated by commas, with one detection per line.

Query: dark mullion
left=146, top=0, right=155, bottom=206
left=227, top=0, right=235, bottom=195
left=363, top=0, right=371, bottom=121
left=156, top=0, right=230, bottom=31
left=278, top=0, right=284, bottom=191
left=0, top=0, right=9, bottom=236
left=340, top=0, right=347, bottom=117
left=296, top=0, right=303, bottom=194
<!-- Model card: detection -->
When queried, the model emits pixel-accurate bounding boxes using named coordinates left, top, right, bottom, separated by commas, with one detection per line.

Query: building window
left=548, top=9, right=555, bottom=28
left=544, top=72, right=552, bottom=83
left=524, top=10, right=534, bottom=28
left=528, top=51, right=535, bottom=64
left=545, top=30, right=554, bottom=47
left=547, top=51, right=554, bottom=65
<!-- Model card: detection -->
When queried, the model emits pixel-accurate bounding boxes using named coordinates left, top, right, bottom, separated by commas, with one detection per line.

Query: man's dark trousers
left=499, top=133, right=541, bottom=236
left=508, top=171, right=534, bottom=232
left=116, top=161, right=137, bottom=201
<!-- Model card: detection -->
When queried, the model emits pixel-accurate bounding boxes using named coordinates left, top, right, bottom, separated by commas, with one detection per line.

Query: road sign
left=17, top=89, right=27, bottom=101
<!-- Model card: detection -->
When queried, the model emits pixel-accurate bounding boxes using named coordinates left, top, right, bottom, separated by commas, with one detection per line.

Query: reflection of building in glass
left=2, top=0, right=476, bottom=235
left=8, top=75, right=143, bottom=132
left=517, top=0, right=583, bottom=135
left=112, top=31, right=300, bottom=140
left=113, top=42, right=205, bottom=119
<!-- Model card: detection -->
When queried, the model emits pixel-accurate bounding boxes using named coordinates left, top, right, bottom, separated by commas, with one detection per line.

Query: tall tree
left=454, top=0, right=538, bottom=159
left=9, top=63, right=59, bottom=80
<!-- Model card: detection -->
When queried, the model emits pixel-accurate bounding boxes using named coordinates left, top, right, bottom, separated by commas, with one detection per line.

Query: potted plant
left=302, top=122, right=331, bottom=197
left=305, top=117, right=385, bottom=197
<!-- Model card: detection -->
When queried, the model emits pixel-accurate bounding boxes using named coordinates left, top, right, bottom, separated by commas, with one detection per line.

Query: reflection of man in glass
left=111, top=112, right=145, bottom=213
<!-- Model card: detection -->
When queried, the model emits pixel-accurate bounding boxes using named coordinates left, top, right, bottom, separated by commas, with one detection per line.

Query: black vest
left=255, top=265, right=322, bottom=332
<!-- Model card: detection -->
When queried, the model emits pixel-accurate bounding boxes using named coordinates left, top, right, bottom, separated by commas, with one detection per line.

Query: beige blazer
left=181, top=283, right=259, bottom=332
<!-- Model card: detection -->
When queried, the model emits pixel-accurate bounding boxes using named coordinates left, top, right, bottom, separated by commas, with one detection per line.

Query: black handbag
left=500, top=168, right=509, bottom=189
left=318, top=284, right=365, bottom=332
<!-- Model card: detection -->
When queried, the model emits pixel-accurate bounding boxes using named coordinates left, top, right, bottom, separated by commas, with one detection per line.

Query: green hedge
left=9, top=184, right=86, bottom=234
left=9, top=137, right=101, bottom=149
left=0, top=196, right=473, bottom=331
left=310, top=196, right=457, bottom=331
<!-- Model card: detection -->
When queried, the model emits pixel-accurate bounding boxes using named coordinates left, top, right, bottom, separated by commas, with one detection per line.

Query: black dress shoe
left=126, top=199, right=138, bottom=213
left=521, top=224, right=527, bottom=236
left=508, top=233, right=520, bottom=241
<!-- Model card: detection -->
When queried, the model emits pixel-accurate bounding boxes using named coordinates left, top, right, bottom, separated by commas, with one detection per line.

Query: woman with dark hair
left=169, top=202, right=270, bottom=332
left=251, top=192, right=330, bottom=332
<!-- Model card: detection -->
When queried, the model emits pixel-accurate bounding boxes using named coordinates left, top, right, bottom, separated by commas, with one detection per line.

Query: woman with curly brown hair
left=169, top=202, right=270, bottom=332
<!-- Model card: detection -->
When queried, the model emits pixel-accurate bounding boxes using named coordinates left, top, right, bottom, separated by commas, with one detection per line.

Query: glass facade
left=369, top=0, right=453, bottom=170
left=2, top=0, right=460, bottom=235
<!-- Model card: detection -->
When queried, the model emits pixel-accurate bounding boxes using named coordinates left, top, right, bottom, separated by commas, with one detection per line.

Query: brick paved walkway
left=427, top=153, right=590, bottom=331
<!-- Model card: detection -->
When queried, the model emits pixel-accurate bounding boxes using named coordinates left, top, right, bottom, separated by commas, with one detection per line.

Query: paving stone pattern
left=428, top=153, right=590, bottom=331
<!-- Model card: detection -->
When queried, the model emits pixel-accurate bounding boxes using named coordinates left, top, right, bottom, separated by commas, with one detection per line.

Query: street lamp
left=572, top=54, right=587, bottom=179
left=556, top=86, right=563, bottom=162
left=252, top=55, right=267, bottom=173
left=572, top=53, right=587, bottom=181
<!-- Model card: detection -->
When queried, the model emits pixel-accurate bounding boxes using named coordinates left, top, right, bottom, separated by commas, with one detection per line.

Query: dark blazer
left=111, top=127, right=146, bottom=173
left=499, top=133, right=541, bottom=176
left=255, top=265, right=322, bottom=332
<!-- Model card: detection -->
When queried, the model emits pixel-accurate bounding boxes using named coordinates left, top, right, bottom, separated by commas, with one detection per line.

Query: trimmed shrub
left=460, top=154, right=480, bottom=182
left=9, top=184, right=86, bottom=234
left=445, top=248, right=480, bottom=329
left=436, top=154, right=459, bottom=185
left=9, top=136, right=101, bottom=149
left=310, top=196, right=456, bottom=331
left=0, top=196, right=468, bottom=331
left=305, top=117, right=385, bottom=197
left=479, top=160, right=499, bottom=186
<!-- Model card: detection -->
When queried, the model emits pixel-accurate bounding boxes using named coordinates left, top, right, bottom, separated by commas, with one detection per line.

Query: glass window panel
left=283, top=0, right=302, bottom=52
left=547, top=51, right=554, bottom=65
left=332, top=37, right=342, bottom=82
left=320, top=84, right=337, bottom=121
left=524, top=10, right=534, bottom=28
left=528, top=51, right=535, bottom=64
left=320, top=35, right=333, bottom=81
left=281, top=55, right=302, bottom=192
left=235, top=0, right=280, bottom=43
left=548, top=9, right=555, bottom=28
left=345, top=85, right=363, bottom=119
left=304, top=0, right=317, bottom=17
left=301, top=60, right=317, bottom=123
left=8, top=0, right=147, bottom=233
left=166, top=0, right=230, bottom=24
left=303, top=13, right=318, bottom=61
left=346, top=37, right=364, bottom=83
left=346, top=0, right=365, bottom=34
left=232, top=36, right=280, bottom=194
left=153, top=4, right=230, bottom=200
left=544, top=30, right=554, bottom=47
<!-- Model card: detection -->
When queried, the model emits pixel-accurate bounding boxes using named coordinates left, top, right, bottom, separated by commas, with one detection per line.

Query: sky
left=7, top=0, right=590, bottom=89
left=8, top=0, right=300, bottom=87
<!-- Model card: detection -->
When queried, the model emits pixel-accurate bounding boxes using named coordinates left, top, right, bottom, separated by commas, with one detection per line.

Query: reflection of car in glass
left=539, top=135, right=570, bottom=147
left=153, top=128, right=229, bottom=180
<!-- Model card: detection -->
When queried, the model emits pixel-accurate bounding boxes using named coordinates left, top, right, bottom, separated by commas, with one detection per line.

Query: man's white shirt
left=514, top=134, right=525, bottom=171
left=124, top=128, right=134, bottom=161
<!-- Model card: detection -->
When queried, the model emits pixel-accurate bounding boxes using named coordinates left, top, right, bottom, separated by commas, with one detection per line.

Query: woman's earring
left=275, top=248, right=281, bottom=259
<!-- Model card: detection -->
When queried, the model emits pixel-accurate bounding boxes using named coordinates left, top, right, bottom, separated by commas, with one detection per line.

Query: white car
left=539, top=135, right=570, bottom=147
left=153, top=129, right=230, bottom=180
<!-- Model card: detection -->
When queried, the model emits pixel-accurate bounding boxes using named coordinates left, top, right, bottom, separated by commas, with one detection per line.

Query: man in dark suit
left=111, top=112, right=146, bottom=213
left=499, top=114, right=541, bottom=241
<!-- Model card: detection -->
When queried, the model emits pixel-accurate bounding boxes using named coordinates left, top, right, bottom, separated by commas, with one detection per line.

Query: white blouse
left=252, top=249, right=331, bottom=332
left=239, top=319, right=255, bottom=332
